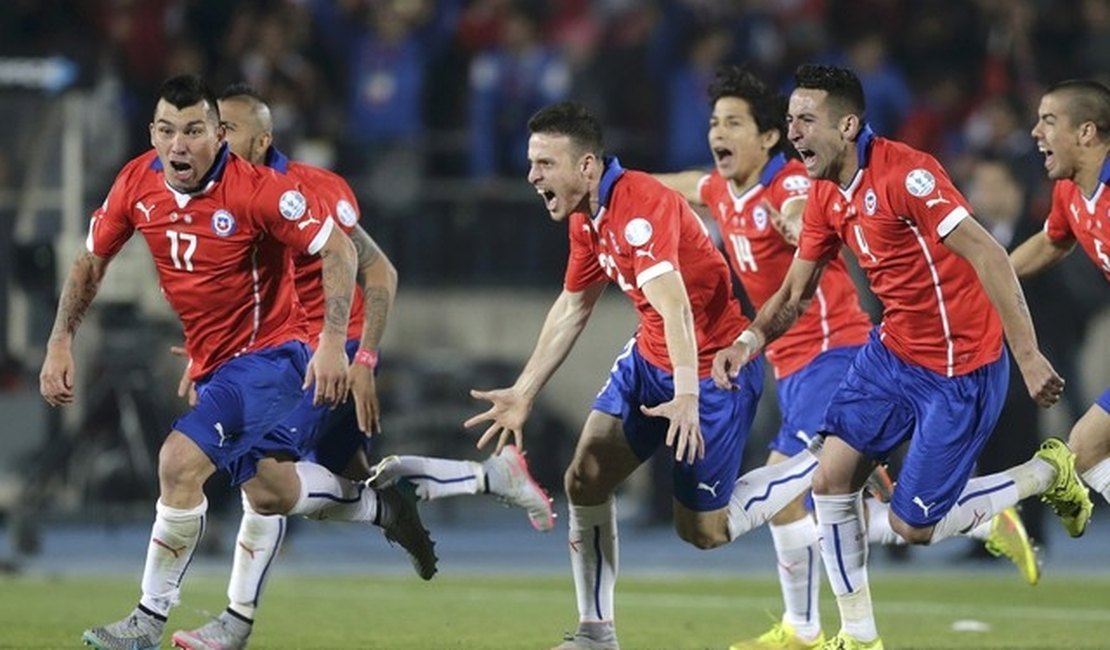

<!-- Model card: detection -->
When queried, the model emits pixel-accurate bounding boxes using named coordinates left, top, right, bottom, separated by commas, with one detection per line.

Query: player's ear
left=840, top=113, right=861, bottom=141
left=1077, top=120, right=1097, bottom=146
left=761, top=128, right=780, bottom=152
left=580, top=151, right=596, bottom=176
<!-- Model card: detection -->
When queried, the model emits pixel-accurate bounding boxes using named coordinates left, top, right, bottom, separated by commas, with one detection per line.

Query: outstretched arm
left=347, top=224, right=398, bottom=433
left=40, top=252, right=111, bottom=406
left=653, top=171, right=709, bottom=205
left=466, top=280, right=607, bottom=453
left=711, top=256, right=825, bottom=388
left=945, top=218, right=1063, bottom=407
left=1010, top=230, right=1075, bottom=278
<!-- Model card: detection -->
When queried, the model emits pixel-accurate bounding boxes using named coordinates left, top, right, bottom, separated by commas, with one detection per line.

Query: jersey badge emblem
left=211, top=210, right=237, bottom=237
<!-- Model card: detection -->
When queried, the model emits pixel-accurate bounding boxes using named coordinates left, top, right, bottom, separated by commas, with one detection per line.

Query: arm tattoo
left=361, top=286, right=391, bottom=349
left=320, top=248, right=355, bottom=337
left=762, top=302, right=804, bottom=343
left=350, top=227, right=382, bottom=270
left=49, top=252, right=104, bottom=343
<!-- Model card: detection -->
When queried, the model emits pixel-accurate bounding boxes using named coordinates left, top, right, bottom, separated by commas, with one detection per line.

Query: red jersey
left=699, top=155, right=871, bottom=379
left=796, top=128, right=1003, bottom=377
left=564, top=157, right=748, bottom=376
left=265, top=148, right=366, bottom=343
left=87, top=146, right=335, bottom=379
left=1043, top=154, right=1110, bottom=283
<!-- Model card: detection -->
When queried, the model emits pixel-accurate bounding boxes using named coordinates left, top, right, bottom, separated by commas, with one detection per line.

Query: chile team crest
left=211, top=210, right=237, bottom=237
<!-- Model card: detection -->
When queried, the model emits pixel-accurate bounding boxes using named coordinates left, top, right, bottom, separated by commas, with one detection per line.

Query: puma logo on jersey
left=912, top=496, right=937, bottom=518
left=634, top=245, right=657, bottom=261
left=925, top=191, right=950, bottom=208
left=696, top=480, right=721, bottom=498
left=296, top=215, right=321, bottom=231
left=136, top=200, right=155, bottom=222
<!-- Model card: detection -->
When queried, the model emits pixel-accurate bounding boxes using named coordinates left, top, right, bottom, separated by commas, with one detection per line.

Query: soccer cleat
left=729, top=621, right=825, bottom=649
left=82, top=607, right=163, bottom=650
left=171, top=609, right=252, bottom=650
left=984, top=506, right=1041, bottom=586
left=378, top=481, right=438, bottom=580
left=818, top=632, right=884, bottom=650
left=484, top=445, right=556, bottom=531
left=551, top=622, right=620, bottom=650
left=1035, top=437, right=1093, bottom=537
left=863, top=463, right=894, bottom=503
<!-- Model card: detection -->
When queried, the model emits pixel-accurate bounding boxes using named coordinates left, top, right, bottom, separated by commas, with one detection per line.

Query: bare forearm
left=750, top=289, right=807, bottom=346
left=652, top=171, right=706, bottom=204
left=1010, top=231, right=1073, bottom=278
left=976, top=248, right=1040, bottom=359
left=351, top=227, right=397, bottom=349
left=514, top=288, right=598, bottom=400
left=320, top=238, right=357, bottom=339
left=49, top=252, right=106, bottom=347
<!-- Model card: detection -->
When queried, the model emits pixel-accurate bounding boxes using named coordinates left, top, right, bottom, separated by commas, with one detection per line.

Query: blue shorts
left=592, top=340, right=764, bottom=512
left=821, top=329, right=1008, bottom=527
left=1097, top=387, right=1110, bottom=414
left=174, top=341, right=310, bottom=486
left=283, top=340, right=372, bottom=474
left=771, top=346, right=862, bottom=457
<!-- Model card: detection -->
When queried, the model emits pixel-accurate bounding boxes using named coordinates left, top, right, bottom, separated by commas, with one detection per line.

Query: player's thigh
left=565, top=410, right=641, bottom=503
left=1070, top=395, right=1110, bottom=472
left=811, top=436, right=874, bottom=496
left=243, top=456, right=302, bottom=514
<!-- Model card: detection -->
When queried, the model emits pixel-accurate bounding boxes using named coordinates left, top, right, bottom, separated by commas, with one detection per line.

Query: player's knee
left=890, top=516, right=931, bottom=545
left=810, top=468, right=833, bottom=496
left=157, top=433, right=211, bottom=495
left=564, top=459, right=602, bottom=503
left=675, top=520, right=728, bottom=550
left=241, top=482, right=293, bottom=515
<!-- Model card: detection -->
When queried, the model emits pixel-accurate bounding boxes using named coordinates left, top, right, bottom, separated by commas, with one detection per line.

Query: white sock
left=865, top=501, right=905, bottom=546
left=227, top=491, right=285, bottom=621
left=814, top=492, right=877, bottom=643
left=728, top=450, right=819, bottom=539
left=1082, top=458, right=1110, bottom=504
left=288, top=461, right=379, bottom=524
left=769, top=517, right=822, bottom=640
left=139, top=498, right=208, bottom=617
left=386, top=456, right=483, bottom=500
left=927, top=460, right=1048, bottom=544
left=569, top=500, right=618, bottom=624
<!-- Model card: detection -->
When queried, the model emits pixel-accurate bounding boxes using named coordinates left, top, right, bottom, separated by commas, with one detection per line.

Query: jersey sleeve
left=627, top=186, right=681, bottom=287
left=1042, top=182, right=1077, bottom=243
left=696, top=173, right=714, bottom=206
left=564, top=217, right=607, bottom=292
left=885, top=151, right=973, bottom=243
left=796, top=184, right=841, bottom=263
left=768, top=169, right=811, bottom=212
left=253, top=172, right=336, bottom=255
left=86, top=166, right=136, bottom=258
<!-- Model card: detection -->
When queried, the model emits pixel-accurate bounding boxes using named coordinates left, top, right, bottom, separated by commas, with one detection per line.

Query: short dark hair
left=1046, top=79, right=1110, bottom=142
left=794, top=64, right=866, bottom=119
left=219, top=82, right=266, bottom=104
left=709, top=65, right=792, bottom=158
left=158, top=74, right=219, bottom=122
left=527, top=101, right=604, bottom=157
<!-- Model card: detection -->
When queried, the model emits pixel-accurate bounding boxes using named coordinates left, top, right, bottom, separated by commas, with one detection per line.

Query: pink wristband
left=353, top=348, right=379, bottom=369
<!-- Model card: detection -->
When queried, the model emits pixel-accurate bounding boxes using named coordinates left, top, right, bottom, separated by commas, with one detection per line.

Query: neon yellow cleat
left=818, top=632, right=884, bottom=650
left=729, top=621, right=825, bottom=650
left=984, top=506, right=1041, bottom=585
left=1035, top=437, right=1093, bottom=538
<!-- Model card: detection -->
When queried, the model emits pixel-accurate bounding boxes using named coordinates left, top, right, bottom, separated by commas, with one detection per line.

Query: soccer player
left=1011, top=78, right=1109, bottom=528
left=466, top=101, right=831, bottom=650
left=657, top=66, right=1039, bottom=650
left=167, top=84, right=555, bottom=650
left=712, top=64, right=1093, bottom=650
left=38, top=75, right=432, bottom=650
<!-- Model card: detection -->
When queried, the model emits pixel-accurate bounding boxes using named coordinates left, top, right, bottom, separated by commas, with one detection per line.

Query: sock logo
left=238, top=541, right=264, bottom=559
left=152, top=537, right=187, bottom=558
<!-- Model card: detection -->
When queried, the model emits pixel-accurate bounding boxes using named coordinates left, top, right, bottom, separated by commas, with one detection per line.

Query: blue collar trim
left=856, top=124, right=876, bottom=169
left=759, top=153, right=788, bottom=186
left=264, top=146, right=290, bottom=173
left=595, top=156, right=625, bottom=217
left=149, top=143, right=230, bottom=188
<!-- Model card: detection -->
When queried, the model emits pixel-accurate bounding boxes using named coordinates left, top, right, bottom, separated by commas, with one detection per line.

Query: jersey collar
left=1100, top=153, right=1110, bottom=186
left=759, top=153, right=788, bottom=187
left=264, top=146, right=290, bottom=173
left=593, top=156, right=625, bottom=222
left=855, top=123, right=876, bottom=169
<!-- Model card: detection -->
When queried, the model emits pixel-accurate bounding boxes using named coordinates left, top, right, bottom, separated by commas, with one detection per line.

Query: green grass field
left=1, top=572, right=1106, bottom=649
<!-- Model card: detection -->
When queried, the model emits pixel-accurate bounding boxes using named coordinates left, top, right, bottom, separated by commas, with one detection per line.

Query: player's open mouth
left=169, top=161, right=193, bottom=181
left=1038, top=145, right=1054, bottom=170
left=537, top=188, right=557, bottom=211
left=797, top=148, right=817, bottom=167
left=713, top=147, right=734, bottom=167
